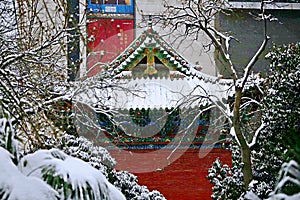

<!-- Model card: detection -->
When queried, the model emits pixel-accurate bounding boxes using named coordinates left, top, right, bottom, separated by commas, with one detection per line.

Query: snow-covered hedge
left=46, top=134, right=117, bottom=177
left=1, top=115, right=166, bottom=200
left=41, top=134, right=166, bottom=200
left=0, top=147, right=58, bottom=200
left=0, top=147, right=126, bottom=200
left=109, top=169, right=165, bottom=200
left=245, top=160, right=300, bottom=200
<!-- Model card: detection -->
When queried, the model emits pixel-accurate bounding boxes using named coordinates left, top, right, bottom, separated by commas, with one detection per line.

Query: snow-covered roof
left=78, top=76, right=231, bottom=109
left=86, top=24, right=233, bottom=109
left=115, top=77, right=230, bottom=109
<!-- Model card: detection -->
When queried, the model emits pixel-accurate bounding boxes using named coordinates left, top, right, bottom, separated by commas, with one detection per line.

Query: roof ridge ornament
left=147, top=14, right=153, bottom=34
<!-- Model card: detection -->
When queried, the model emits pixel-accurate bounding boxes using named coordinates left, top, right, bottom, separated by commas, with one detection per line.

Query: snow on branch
left=248, top=122, right=264, bottom=148
left=239, top=1, right=270, bottom=89
left=240, top=97, right=262, bottom=110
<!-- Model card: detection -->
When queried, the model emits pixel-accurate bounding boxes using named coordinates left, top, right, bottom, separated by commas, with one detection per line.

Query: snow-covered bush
left=0, top=117, right=125, bottom=200
left=0, top=112, right=19, bottom=163
left=0, top=117, right=12, bottom=149
left=18, top=148, right=125, bottom=200
left=1, top=117, right=164, bottom=200
left=46, top=134, right=117, bottom=178
left=0, top=147, right=59, bottom=200
left=251, top=43, right=300, bottom=198
left=245, top=160, right=300, bottom=200
left=108, top=170, right=165, bottom=200
left=207, top=143, right=245, bottom=199
left=269, top=160, right=300, bottom=198
left=263, top=42, right=300, bottom=163
left=0, top=147, right=126, bottom=200
left=41, top=134, right=166, bottom=200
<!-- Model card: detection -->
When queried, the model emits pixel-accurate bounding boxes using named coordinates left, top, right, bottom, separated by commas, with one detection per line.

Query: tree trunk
left=233, top=87, right=253, bottom=189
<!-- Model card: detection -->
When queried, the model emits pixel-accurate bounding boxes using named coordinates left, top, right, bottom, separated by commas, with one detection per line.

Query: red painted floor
left=109, top=148, right=232, bottom=200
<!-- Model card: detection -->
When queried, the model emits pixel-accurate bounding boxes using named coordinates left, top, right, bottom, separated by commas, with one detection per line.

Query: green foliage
left=264, top=42, right=300, bottom=162
left=207, top=143, right=245, bottom=200
left=251, top=43, right=300, bottom=198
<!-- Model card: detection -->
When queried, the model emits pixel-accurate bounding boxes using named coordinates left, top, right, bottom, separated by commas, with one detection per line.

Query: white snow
left=76, top=75, right=232, bottom=110
left=248, top=122, right=265, bottom=148
left=0, top=147, right=58, bottom=200
left=267, top=193, right=300, bottom=200
left=244, top=191, right=261, bottom=200
left=18, top=148, right=126, bottom=200
left=107, top=182, right=126, bottom=200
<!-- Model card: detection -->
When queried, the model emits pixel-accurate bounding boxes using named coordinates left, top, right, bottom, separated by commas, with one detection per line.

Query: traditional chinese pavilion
left=86, top=21, right=233, bottom=199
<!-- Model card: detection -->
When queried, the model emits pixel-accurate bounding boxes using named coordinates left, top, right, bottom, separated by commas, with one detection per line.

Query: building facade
left=86, top=0, right=135, bottom=76
left=218, top=0, right=300, bottom=77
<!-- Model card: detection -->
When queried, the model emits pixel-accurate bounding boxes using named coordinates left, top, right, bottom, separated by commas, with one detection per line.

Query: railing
left=227, top=0, right=300, bottom=9
left=229, top=0, right=300, bottom=2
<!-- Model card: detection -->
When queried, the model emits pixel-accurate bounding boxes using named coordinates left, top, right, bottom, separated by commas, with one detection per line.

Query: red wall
left=87, top=18, right=134, bottom=76
left=109, top=148, right=232, bottom=199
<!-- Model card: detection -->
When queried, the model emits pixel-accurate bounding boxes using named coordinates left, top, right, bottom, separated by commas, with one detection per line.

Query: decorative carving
left=144, top=49, right=158, bottom=75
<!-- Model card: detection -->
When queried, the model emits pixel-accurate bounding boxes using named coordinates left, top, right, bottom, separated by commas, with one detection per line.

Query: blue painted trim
left=104, top=143, right=229, bottom=150
left=88, top=0, right=134, bottom=14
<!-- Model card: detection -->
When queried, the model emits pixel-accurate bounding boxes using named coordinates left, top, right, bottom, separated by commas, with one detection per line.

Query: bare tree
left=0, top=0, right=136, bottom=152
left=159, top=0, right=271, bottom=188
left=0, top=0, right=68, bottom=148
left=0, top=0, right=91, bottom=151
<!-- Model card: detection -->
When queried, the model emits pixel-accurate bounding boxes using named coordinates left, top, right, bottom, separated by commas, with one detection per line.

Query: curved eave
left=98, top=77, right=231, bottom=109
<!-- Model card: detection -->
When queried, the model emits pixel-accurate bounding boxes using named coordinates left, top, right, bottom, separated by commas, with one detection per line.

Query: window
left=90, top=0, right=131, bottom=5
left=104, top=0, right=117, bottom=4
left=91, top=0, right=103, bottom=4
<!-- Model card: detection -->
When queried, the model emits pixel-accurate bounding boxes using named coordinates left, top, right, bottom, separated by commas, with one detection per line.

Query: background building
left=86, top=0, right=135, bottom=76
left=85, top=0, right=300, bottom=78
left=218, top=0, right=300, bottom=76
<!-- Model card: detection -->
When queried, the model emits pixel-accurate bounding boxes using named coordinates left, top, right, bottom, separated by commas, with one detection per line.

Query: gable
left=108, top=27, right=192, bottom=78
left=93, top=24, right=232, bottom=87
